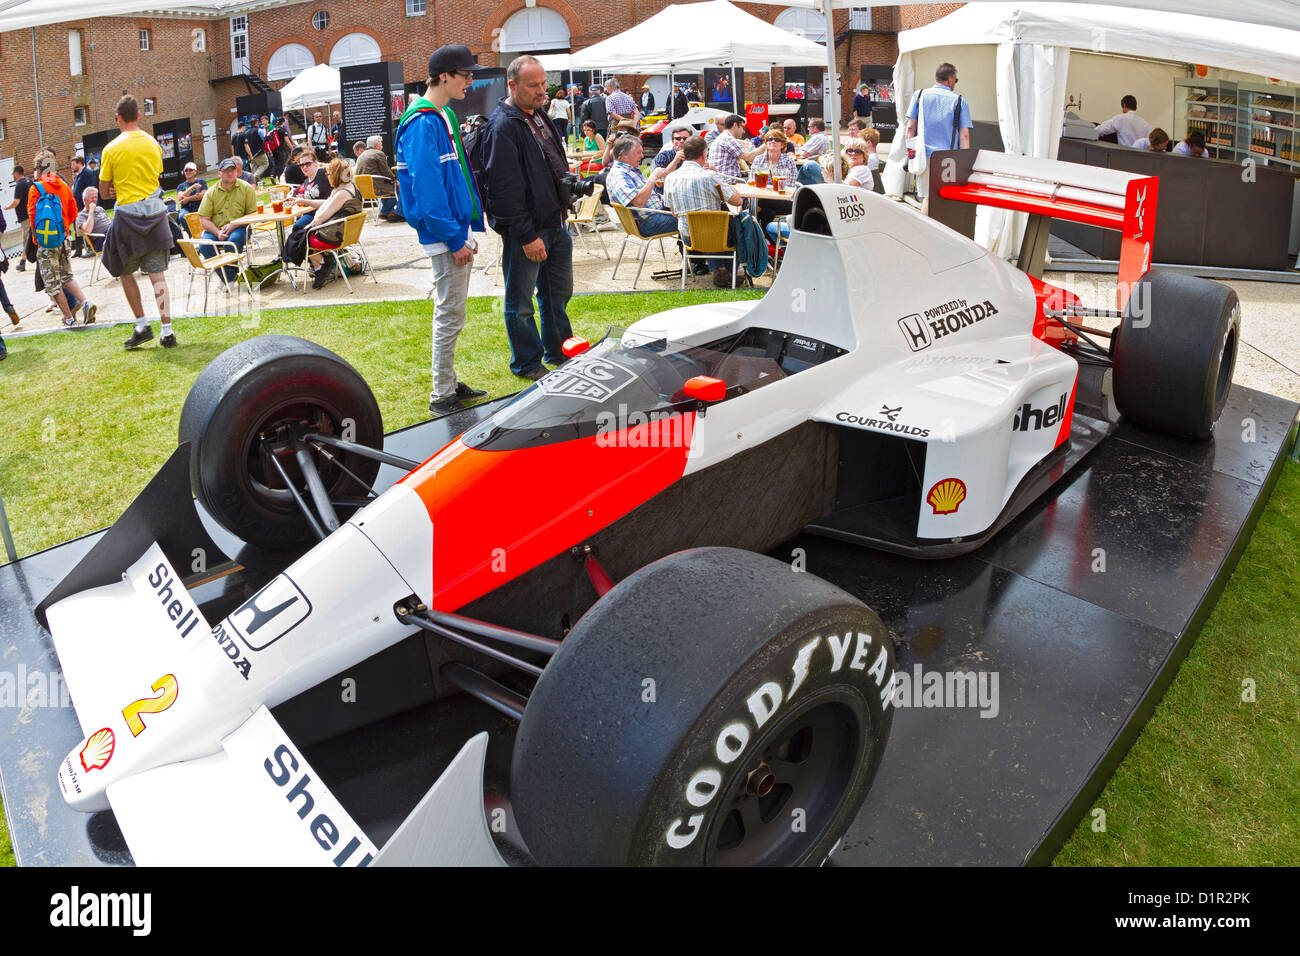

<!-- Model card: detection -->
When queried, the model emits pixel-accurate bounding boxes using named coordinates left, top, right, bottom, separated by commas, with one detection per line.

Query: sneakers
left=429, top=395, right=467, bottom=417
left=65, top=295, right=81, bottom=316
left=518, top=366, right=548, bottom=382
left=82, top=302, right=97, bottom=325
left=311, top=261, right=336, bottom=290
left=15, top=259, right=25, bottom=272
left=7, top=308, right=19, bottom=326
left=455, top=382, right=488, bottom=400
left=160, top=330, right=178, bottom=348
left=712, top=266, right=733, bottom=288
left=63, top=315, right=77, bottom=328
left=124, top=326, right=154, bottom=349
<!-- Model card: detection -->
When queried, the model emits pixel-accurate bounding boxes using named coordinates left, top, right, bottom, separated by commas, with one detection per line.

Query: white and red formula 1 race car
left=36, top=152, right=1239, bottom=867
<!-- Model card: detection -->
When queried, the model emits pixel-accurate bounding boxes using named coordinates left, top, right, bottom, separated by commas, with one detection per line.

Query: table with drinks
left=732, top=169, right=796, bottom=217
left=229, top=197, right=303, bottom=289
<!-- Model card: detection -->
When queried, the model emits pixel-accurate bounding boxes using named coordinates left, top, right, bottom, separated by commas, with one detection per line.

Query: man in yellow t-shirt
left=99, top=94, right=176, bottom=350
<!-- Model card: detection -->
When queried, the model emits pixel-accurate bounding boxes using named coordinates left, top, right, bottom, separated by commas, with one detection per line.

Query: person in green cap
left=395, top=44, right=489, bottom=417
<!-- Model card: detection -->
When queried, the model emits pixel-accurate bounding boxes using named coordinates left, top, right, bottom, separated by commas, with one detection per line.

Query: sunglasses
left=846, top=149, right=865, bottom=155
left=299, top=160, right=316, bottom=167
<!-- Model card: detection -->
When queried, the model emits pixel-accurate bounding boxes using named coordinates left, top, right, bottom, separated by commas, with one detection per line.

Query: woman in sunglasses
left=841, top=130, right=881, bottom=189
left=750, top=129, right=798, bottom=227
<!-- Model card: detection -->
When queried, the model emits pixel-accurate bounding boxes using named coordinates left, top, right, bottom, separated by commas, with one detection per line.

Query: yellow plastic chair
left=681, top=210, right=737, bottom=289
left=569, top=184, right=609, bottom=259
left=304, top=212, right=376, bottom=294
left=354, top=174, right=381, bottom=223
left=610, top=202, right=677, bottom=289
left=177, top=237, right=252, bottom=313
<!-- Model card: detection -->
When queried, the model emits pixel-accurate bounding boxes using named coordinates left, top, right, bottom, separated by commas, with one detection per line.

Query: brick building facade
left=1, top=1, right=958, bottom=178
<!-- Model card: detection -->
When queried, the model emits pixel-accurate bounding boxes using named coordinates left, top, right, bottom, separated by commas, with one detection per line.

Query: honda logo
left=897, top=314, right=932, bottom=352
left=228, top=574, right=312, bottom=651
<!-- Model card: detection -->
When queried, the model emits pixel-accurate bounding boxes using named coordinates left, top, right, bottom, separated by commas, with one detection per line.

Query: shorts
left=121, top=246, right=170, bottom=276
left=36, top=245, right=73, bottom=294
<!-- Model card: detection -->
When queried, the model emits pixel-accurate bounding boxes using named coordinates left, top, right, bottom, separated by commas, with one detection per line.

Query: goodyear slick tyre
left=511, top=547, right=895, bottom=866
left=1113, top=270, right=1239, bottom=440
left=179, top=335, right=382, bottom=550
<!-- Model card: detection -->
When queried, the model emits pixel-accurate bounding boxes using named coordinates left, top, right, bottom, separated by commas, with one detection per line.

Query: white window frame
left=312, top=11, right=330, bottom=31
left=144, top=98, right=156, bottom=116
left=140, top=29, right=151, bottom=51
left=0, top=119, right=7, bottom=142
left=74, top=107, right=89, bottom=127
left=406, top=0, right=426, bottom=15
left=69, top=29, right=83, bottom=77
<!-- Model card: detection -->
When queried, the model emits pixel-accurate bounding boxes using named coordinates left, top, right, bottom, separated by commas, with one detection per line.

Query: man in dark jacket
left=671, top=84, right=690, bottom=120
left=482, top=55, right=574, bottom=381
left=579, top=85, right=607, bottom=137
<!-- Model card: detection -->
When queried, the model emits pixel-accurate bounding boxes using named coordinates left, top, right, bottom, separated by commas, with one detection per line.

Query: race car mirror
left=562, top=337, right=590, bottom=359
left=684, top=375, right=726, bottom=402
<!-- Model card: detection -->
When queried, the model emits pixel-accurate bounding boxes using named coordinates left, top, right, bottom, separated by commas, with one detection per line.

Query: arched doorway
left=773, top=6, right=827, bottom=43
left=267, top=43, right=315, bottom=81
left=498, top=6, right=570, bottom=66
left=328, top=33, right=381, bottom=70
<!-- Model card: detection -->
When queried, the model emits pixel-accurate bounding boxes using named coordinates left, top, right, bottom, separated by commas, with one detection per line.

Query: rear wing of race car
left=926, top=149, right=1158, bottom=311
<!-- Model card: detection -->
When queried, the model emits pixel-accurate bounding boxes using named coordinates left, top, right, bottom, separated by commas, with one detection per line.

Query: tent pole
left=731, top=63, right=738, bottom=114
left=823, top=0, right=840, bottom=183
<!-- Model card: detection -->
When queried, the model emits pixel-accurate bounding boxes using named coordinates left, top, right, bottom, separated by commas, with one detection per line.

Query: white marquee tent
left=568, top=0, right=830, bottom=74
left=875, top=3, right=1300, bottom=253
left=276, top=62, right=341, bottom=112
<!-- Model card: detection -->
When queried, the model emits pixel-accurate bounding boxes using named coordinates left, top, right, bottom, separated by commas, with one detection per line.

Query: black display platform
left=1, top=386, right=1295, bottom=866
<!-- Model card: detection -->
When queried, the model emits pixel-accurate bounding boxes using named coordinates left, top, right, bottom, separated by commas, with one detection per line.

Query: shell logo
left=80, top=727, right=115, bottom=773
left=927, top=478, right=967, bottom=515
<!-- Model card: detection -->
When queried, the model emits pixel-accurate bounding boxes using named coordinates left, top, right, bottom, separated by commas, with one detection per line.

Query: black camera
left=557, top=172, right=597, bottom=208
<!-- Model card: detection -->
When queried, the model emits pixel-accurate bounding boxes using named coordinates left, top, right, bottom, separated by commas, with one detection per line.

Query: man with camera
left=481, top=54, right=576, bottom=381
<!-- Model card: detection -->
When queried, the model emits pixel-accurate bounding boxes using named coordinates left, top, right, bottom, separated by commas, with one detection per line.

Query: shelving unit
left=1174, top=79, right=1300, bottom=169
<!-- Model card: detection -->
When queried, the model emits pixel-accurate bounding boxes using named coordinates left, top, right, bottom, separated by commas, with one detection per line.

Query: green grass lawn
left=0, top=290, right=1296, bottom=867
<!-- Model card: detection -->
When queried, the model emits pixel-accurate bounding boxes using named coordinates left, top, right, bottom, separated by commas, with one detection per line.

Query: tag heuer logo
left=229, top=574, right=311, bottom=651
left=898, top=314, right=932, bottom=352
left=537, top=356, right=638, bottom=403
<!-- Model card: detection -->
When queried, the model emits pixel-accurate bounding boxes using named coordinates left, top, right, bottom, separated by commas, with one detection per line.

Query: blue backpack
left=32, top=182, right=66, bottom=249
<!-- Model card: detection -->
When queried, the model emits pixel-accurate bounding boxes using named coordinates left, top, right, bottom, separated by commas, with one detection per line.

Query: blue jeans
left=501, top=225, right=574, bottom=375
left=380, top=196, right=401, bottom=217
left=635, top=210, right=679, bottom=238
left=201, top=227, right=248, bottom=282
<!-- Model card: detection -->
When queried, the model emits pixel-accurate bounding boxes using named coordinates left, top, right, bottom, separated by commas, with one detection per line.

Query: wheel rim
left=1214, top=320, right=1237, bottom=412
left=704, top=693, right=863, bottom=866
left=241, top=398, right=354, bottom=515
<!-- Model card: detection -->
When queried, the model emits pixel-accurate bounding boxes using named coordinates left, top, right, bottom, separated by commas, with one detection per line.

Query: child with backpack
left=27, top=150, right=96, bottom=328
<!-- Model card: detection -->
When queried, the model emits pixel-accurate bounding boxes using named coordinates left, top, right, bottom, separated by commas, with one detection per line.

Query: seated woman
left=577, top=120, right=606, bottom=174
left=842, top=130, right=881, bottom=189
left=750, top=129, right=799, bottom=227
left=282, top=158, right=359, bottom=288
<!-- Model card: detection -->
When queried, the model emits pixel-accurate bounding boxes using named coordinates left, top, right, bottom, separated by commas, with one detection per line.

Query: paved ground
left=3, top=210, right=1298, bottom=404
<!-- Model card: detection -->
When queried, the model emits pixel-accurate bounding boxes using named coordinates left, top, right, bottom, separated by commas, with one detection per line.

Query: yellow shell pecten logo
left=927, top=478, right=967, bottom=515
left=79, top=727, right=116, bottom=773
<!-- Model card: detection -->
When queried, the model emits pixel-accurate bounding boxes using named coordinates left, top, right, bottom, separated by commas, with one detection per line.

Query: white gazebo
left=278, top=63, right=342, bottom=112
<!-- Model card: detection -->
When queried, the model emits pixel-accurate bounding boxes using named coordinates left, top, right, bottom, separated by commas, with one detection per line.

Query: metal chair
left=85, top=232, right=108, bottom=285
left=177, top=237, right=252, bottom=313
left=610, top=202, right=677, bottom=289
left=569, top=184, right=609, bottom=259
left=680, top=210, right=737, bottom=289
left=304, top=212, right=376, bottom=294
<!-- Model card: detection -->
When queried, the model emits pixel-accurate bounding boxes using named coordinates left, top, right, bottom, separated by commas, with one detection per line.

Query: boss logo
left=838, top=202, right=867, bottom=221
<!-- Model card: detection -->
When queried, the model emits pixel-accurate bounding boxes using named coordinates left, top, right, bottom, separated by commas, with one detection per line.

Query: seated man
left=355, top=134, right=403, bottom=221
left=653, top=127, right=690, bottom=171
left=663, top=135, right=742, bottom=287
left=175, top=161, right=208, bottom=234
left=797, top=119, right=831, bottom=159
left=197, top=157, right=257, bottom=280
left=708, top=114, right=764, bottom=182
left=75, top=186, right=111, bottom=253
left=1173, top=130, right=1209, bottom=158
left=605, top=136, right=680, bottom=237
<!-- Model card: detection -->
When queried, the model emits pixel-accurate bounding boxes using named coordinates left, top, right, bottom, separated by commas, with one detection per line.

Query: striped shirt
left=663, top=160, right=736, bottom=240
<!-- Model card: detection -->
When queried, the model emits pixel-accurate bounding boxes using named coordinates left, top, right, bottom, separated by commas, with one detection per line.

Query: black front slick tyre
left=511, top=547, right=895, bottom=866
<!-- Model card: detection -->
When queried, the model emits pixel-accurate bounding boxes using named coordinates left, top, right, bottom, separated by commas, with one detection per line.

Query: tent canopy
left=278, top=63, right=341, bottom=112
left=568, top=0, right=829, bottom=71
left=897, top=2, right=1300, bottom=87
left=747, top=0, right=1300, bottom=35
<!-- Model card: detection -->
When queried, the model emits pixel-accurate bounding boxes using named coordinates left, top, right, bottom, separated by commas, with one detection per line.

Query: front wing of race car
left=39, top=446, right=506, bottom=866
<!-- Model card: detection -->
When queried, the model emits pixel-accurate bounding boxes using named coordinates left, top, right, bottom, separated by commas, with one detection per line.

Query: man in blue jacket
left=396, top=44, right=490, bottom=416
left=481, top=55, right=574, bottom=381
